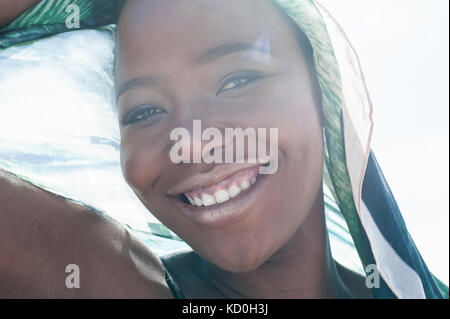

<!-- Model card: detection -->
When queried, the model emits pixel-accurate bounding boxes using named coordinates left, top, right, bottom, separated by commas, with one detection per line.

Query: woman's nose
left=167, top=119, right=230, bottom=165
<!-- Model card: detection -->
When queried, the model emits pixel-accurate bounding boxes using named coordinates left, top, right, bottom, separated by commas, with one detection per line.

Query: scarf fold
left=0, top=0, right=447, bottom=299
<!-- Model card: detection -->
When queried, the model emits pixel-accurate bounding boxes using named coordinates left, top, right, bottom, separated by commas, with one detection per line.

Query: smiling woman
left=116, top=0, right=336, bottom=298
left=0, top=0, right=448, bottom=299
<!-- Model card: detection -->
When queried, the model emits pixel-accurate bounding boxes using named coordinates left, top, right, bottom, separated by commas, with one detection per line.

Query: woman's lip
left=168, top=173, right=270, bottom=227
left=166, top=163, right=264, bottom=196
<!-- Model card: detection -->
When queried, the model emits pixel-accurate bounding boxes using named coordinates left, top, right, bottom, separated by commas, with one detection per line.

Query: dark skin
left=0, top=0, right=41, bottom=28
left=0, top=169, right=172, bottom=298
left=0, top=0, right=371, bottom=298
left=116, top=0, right=371, bottom=298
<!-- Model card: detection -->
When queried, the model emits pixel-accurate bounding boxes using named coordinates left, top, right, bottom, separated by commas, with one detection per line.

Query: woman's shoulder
left=0, top=169, right=173, bottom=298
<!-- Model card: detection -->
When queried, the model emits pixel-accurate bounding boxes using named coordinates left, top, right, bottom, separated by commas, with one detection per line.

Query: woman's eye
left=121, top=106, right=166, bottom=126
left=217, top=72, right=264, bottom=95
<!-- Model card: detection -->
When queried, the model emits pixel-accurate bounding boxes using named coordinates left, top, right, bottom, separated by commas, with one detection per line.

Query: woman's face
left=116, top=0, right=324, bottom=273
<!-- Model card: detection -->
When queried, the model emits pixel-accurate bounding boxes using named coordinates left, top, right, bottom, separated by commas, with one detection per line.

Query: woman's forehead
left=117, top=0, right=291, bottom=53
left=119, top=0, right=278, bottom=26
left=115, top=0, right=302, bottom=80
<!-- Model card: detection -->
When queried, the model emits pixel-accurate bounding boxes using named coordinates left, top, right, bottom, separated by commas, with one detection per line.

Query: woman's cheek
left=120, top=132, right=163, bottom=194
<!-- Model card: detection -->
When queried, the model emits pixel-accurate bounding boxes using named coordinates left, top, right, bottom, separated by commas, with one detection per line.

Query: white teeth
left=193, top=197, right=203, bottom=206
left=228, top=184, right=241, bottom=198
left=201, top=193, right=216, bottom=206
left=187, top=196, right=196, bottom=206
left=240, top=180, right=250, bottom=190
left=215, top=189, right=230, bottom=203
left=185, top=175, right=259, bottom=207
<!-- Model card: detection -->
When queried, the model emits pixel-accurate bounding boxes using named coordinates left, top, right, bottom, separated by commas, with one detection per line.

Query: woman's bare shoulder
left=0, top=170, right=173, bottom=298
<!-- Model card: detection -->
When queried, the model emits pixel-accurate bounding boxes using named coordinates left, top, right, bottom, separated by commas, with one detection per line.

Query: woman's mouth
left=168, top=163, right=271, bottom=227
left=182, top=166, right=260, bottom=207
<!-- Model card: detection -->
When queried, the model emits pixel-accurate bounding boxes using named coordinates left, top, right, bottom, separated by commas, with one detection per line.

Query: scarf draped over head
left=0, top=0, right=447, bottom=299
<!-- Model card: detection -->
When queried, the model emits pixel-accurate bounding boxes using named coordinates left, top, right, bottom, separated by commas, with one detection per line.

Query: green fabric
left=0, top=0, right=121, bottom=49
left=434, top=276, right=450, bottom=299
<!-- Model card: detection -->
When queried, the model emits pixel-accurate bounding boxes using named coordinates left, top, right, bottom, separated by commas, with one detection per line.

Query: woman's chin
left=202, top=245, right=273, bottom=274
left=215, top=259, right=265, bottom=274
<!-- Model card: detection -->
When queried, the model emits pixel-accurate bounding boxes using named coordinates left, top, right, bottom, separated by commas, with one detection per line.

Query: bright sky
left=319, top=0, right=449, bottom=283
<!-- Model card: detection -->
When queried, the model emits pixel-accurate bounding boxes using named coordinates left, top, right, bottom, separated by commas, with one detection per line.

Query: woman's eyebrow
left=116, top=42, right=277, bottom=100
left=116, top=76, right=157, bottom=100
left=195, top=41, right=277, bottom=65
